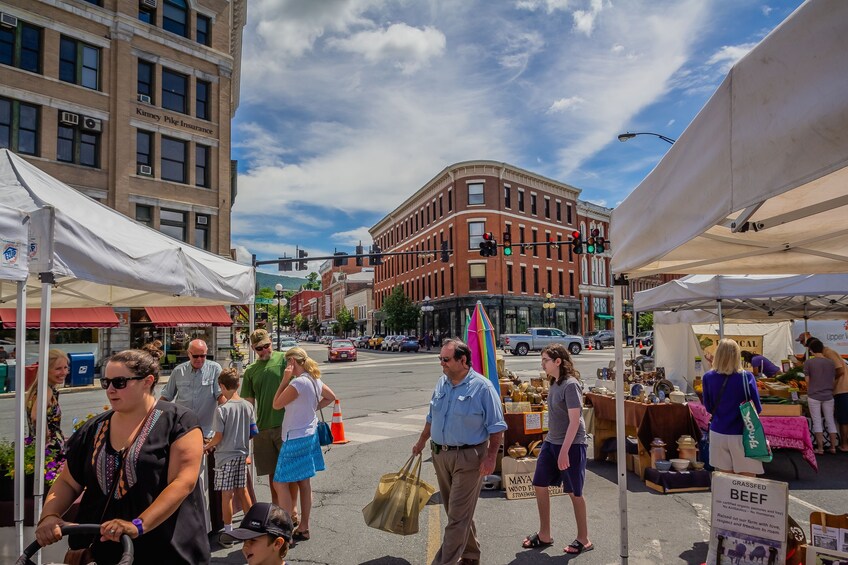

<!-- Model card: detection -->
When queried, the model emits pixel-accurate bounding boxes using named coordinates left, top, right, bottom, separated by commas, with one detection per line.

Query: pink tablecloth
left=761, top=416, right=817, bottom=471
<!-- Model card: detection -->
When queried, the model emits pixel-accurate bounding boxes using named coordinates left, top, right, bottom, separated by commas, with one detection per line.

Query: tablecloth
left=761, top=416, right=818, bottom=472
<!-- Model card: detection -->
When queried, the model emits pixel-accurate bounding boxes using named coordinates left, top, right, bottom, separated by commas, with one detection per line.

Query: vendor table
left=585, top=393, right=701, bottom=466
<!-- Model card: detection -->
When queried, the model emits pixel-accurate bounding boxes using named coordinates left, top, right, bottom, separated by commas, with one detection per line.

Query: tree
left=308, top=317, right=321, bottom=333
left=381, top=287, right=420, bottom=332
left=336, top=306, right=357, bottom=336
left=258, top=287, right=290, bottom=330
left=293, top=313, right=307, bottom=332
left=303, top=272, right=320, bottom=290
left=637, top=312, right=653, bottom=332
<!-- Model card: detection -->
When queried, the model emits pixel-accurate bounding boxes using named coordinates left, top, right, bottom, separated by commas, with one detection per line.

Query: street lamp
left=274, top=283, right=287, bottom=350
left=421, top=296, right=434, bottom=350
left=617, top=131, right=676, bottom=145
left=543, top=292, right=556, bottom=328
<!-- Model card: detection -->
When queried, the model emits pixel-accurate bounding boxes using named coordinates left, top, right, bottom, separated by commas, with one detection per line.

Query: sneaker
left=218, top=531, right=235, bottom=548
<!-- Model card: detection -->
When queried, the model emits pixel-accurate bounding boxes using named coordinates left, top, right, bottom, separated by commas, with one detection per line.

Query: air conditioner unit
left=59, top=111, right=79, bottom=126
left=81, top=117, right=102, bottom=132
left=137, top=164, right=153, bottom=176
left=137, top=93, right=152, bottom=104
left=141, top=0, right=157, bottom=8
left=0, top=13, right=18, bottom=28
left=196, top=215, right=208, bottom=225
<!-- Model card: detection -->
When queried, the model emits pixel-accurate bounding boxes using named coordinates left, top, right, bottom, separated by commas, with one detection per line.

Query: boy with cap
left=220, top=502, right=292, bottom=565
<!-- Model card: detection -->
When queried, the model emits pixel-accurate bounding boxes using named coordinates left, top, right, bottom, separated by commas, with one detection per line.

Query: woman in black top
left=35, top=349, right=210, bottom=564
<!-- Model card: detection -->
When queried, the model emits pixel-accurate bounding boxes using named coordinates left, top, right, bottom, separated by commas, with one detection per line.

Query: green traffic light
left=504, top=247, right=512, bottom=256
left=587, top=244, right=595, bottom=253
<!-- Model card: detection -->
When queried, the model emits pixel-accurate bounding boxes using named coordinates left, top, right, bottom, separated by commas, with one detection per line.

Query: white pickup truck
left=501, top=327, right=583, bottom=356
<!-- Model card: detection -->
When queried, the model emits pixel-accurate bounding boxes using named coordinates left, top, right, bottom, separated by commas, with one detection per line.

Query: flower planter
left=0, top=475, right=50, bottom=526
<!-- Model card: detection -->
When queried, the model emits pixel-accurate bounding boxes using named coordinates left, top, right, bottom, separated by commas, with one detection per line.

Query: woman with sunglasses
left=35, top=349, right=210, bottom=564
left=271, top=347, right=336, bottom=542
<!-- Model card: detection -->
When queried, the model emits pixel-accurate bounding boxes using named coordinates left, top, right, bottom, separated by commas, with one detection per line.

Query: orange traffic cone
left=587, top=340, right=593, bottom=351
left=331, top=399, right=349, bottom=444
left=638, top=340, right=643, bottom=349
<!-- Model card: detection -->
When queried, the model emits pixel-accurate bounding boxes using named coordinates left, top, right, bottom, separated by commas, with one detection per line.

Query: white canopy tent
left=0, top=149, right=255, bottom=551
left=605, top=1, right=848, bottom=561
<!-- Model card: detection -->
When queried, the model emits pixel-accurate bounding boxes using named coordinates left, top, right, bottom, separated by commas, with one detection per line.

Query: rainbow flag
left=466, top=301, right=499, bottom=391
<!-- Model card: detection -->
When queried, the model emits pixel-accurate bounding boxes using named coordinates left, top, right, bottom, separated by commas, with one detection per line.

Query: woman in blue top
left=703, top=339, right=764, bottom=476
left=740, top=350, right=780, bottom=378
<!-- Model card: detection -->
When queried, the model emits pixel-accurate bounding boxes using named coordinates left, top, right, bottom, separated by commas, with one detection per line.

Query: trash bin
left=4, top=361, right=15, bottom=392
left=0, top=364, right=6, bottom=393
left=67, top=353, right=95, bottom=387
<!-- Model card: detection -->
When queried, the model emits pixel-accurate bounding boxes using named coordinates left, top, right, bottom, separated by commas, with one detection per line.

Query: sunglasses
left=254, top=343, right=271, bottom=352
left=100, top=376, right=147, bottom=389
left=439, top=356, right=455, bottom=363
left=190, top=354, right=207, bottom=359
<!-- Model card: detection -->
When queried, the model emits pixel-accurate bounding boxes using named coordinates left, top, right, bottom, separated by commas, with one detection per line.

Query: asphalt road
left=1, top=344, right=846, bottom=564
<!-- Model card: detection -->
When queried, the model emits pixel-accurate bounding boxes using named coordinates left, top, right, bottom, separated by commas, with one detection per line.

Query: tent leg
left=34, top=280, right=53, bottom=528
left=613, top=284, right=629, bottom=563
left=14, top=282, right=27, bottom=555
left=717, top=299, right=724, bottom=338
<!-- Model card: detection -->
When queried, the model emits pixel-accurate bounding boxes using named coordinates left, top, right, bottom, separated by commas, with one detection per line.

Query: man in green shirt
left=242, top=329, right=298, bottom=516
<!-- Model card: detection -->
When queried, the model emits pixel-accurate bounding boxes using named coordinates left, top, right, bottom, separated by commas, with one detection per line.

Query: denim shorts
left=532, top=441, right=587, bottom=497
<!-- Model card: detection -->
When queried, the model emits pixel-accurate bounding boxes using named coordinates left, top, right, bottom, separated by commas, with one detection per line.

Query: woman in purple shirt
left=741, top=351, right=780, bottom=377
left=703, top=339, right=764, bottom=476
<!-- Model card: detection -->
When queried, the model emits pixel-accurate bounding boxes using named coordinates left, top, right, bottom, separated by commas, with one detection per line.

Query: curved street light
left=542, top=292, right=556, bottom=328
left=421, top=296, right=434, bottom=350
left=617, top=131, right=676, bottom=145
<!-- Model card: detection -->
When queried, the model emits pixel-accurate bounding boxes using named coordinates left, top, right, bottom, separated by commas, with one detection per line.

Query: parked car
left=588, top=330, right=616, bottom=349
left=635, top=330, right=654, bottom=346
left=306, top=335, right=317, bottom=342
left=389, top=335, right=408, bottom=351
left=328, top=339, right=357, bottom=362
left=398, top=336, right=421, bottom=352
left=278, top=339, right=298, bottom=353
left=381, top=335, right=400, bottom=351
left=353, top=335, right=371, bottom=348
left=368, top=335, right=385, bottom=349
left=501, top=327, right=583, bottom=356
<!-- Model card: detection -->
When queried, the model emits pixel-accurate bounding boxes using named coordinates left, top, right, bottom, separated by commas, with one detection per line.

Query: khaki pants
left=431, top=444, right=485, bottom=565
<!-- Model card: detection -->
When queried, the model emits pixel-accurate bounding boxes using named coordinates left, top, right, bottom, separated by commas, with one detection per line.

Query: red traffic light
left=591, top=228, right=600, bottom=238
left=571, top=230, right=581, bottom=240
left=482, top=232, right=494, bottom=241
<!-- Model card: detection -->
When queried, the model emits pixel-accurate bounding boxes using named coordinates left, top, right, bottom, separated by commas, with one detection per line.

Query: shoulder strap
left=714, top=375, right=731, bottom=410
left=309, top=376, right=327, bottom=422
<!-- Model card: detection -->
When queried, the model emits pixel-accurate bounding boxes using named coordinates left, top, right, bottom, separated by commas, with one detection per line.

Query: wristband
left=132, top=518, right=144, bottom=536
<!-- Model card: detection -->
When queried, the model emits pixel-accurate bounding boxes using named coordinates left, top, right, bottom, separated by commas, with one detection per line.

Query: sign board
left=792, top=320, right=848, bottom=358
left=504, top=474, right=564, bottom=500
left=524, top=412, right=542, bottom=433
left=697, top=334, right=764, bottom=359
left=706, top=472, right=788, bottom=565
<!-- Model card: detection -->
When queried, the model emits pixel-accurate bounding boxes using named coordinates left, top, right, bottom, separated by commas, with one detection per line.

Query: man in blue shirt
left=413, top=339, right=506, bottom=565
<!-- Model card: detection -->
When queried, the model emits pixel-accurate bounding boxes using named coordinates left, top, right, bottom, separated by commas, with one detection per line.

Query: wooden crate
left=645, top=480, right=711, bottom=494
left=761, top=403, right=802, bottom=416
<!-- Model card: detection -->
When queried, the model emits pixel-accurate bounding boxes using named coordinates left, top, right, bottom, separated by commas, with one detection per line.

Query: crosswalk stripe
left=358, top=421, right=423, bottom=433
left=343, top=432, right=392, bottom=444
left=401, top=413, right=427, bottom=420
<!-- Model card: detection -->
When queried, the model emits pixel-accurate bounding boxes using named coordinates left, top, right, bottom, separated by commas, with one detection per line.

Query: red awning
left=0, top=307, right=120, bottom=329
left=144, top=306, right=233, bottom=328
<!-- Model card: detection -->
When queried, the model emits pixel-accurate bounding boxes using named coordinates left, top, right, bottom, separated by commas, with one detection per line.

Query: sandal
left=292, top=530, right=310, bottom=541
left=522, top=532, right=554, bottom=549
left=814, top=449, right=824, bottom=455
left=565, top=539, right=594, bottom=555
left=291, top=515, right=299, bottom=529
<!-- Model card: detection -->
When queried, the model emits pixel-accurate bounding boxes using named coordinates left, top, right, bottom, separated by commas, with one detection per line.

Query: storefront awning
left=144, top=306, right=233, bottom=327
left=0, top=307, right=119, bottom=329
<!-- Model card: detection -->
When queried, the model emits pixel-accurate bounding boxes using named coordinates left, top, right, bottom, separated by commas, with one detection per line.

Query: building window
left=163, top=0, right=188, bottom=37
left=468, top=221, right=485, bottom=249
left=518, top=189, right=524, bottom=212
left=162, top=69, right=188, bottom=114
left=135, top=204, right=153, bottom=227
left=138, top=1, right=155, bottom=24
left=507, top=264, right=513, bottom=292
left=57, top=124, right=99, bottom=167
left=0, top=21, right=42, bottom=74
left=569, top=272, right=575, bottom=295
left=532, top=229, right=538, bottom=257
left=504, top=186, right=511, bottom=208
left=450, top=265, right=454, bottom=293
left=136, top=130, right=153, bottom=172
left=0, top=97, right=39, bottom=155
left=59, top=37, right=100, bottom=90
left=196, top=15, right=211, bottom=46
left=520, top=266, right=527, bottom=293
left=195, top=144, right=210, bottom=187
left=439, top=194, right=443, bottom=217
left=533, top=267, right=539, bottom=294
left=547, top=270, right=552, bottom=295
left=519, top=227, right=525, bottom=255
left=196, top=79, right=210, bottom=120
left=469, top=263, right=486, bottom=291
left=441, top=270, right=445, bottom=295
left=137, top=60, right=154, bottom=100
left=161, top=136, right=187, bottom=183
left=468, top=182, right=484, bottom=205
left=159, top=208, right=186, bottom=241
left=557, top=237, right=563, bottom=261
left=531, top=194, right=537, bottom=215
left=568, top=244, right=573, bottom=262
left=558, top=271, right=563, bottom=295
left=448, top=188, right=452, bottom=212
left=567, top=203, right=573, bottom=224
left=544, top=197, right=550, bottom=219
left=556, top=201, right=562, bottom=222
left=195, top=214, right=210, bottom=250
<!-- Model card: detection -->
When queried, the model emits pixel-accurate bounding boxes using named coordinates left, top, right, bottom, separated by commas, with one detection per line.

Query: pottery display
left=507, top=442, right=527, bottom=458
left=677, top=435, right=698, bottom=463
left=528, top=440, right=543, bottom=457
left=670, top=458, right=690, bottom=472
left=649, top=438, right=667, bottom=468
left=691, top=461, right=705, bottom=471
left=655, top=460, right=672, bottom=472
left=669, top=386, right=686, bottom=404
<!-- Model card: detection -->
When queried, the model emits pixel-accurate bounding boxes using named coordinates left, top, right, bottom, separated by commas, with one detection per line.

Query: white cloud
left=548, top=96, right=585, bottom=113
left=515, top=0, right=571, bottom=14
left=327, top=23, right=446, bottom=74
left=611, top=43, right=624, bottom=54
left=572, top=0, right=606, bottom=37
left=331, top=226, right=374, bottom=246
left=761, top=5, right=773, bottom=16
left=498, top=31, right=545, bottom=76
left=706, top=42, right=758, bottom=73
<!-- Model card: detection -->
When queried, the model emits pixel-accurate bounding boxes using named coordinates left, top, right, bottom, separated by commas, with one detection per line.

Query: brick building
left=576, top=200, right=613, bottom=334
left=370, top=160, right=583, bottom=338
left=289, top=289, right=322, bottom=319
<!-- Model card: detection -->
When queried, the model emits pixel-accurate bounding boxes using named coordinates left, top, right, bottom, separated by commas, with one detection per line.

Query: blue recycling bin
left=67, top=352, right=95, bottom=387
left=4, top=361, right=16, bottom=392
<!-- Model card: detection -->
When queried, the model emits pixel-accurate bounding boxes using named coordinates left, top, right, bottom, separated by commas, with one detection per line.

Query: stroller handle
left=16, top=524, right=134, bottom=565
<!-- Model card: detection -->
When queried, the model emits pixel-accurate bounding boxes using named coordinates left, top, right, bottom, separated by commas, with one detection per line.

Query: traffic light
left=297, top=247, right=308, bottom=270
left=369, top=244, right=383, bottom=265
left=333, top=251, right=349, bottom=267
left=502, top=231, right=512, bottom=256
left=478, top=232, right=498, bottom=257
left=440, top=240, right=450, bottom=262
left=278, top=254, right=292, bottom=272
left=547, top=235, right=558, bottom=251
left=570, top=230, right=583, bottom=255
left=587, top=228, right=600, bottom=254
left=595, top=236, right=606, bottom=254
left=355, top=243, right=364, bottom=266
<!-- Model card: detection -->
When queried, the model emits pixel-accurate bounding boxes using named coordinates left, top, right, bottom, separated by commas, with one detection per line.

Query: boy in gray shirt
left=206, top=367, right=258, bottom=542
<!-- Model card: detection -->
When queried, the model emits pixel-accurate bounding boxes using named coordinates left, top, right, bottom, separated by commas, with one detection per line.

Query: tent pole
left=717, top=299, right=724, bottom=338
left=613, top=282, right=629, bottom=563
left=33, top=278, right=53, bottom=527
left=14, top=282, right=27, bottom=554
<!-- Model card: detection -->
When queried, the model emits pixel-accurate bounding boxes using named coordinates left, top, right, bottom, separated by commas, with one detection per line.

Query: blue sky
left=230, top=0, right=803, bottom=274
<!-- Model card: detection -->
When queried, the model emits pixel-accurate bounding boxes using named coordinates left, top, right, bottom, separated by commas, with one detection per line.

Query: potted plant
left=0, top=436, right=64, bottom=526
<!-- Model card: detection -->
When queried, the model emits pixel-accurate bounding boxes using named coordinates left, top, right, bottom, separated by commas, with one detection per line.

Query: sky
left=230, top=0, right=804, bottom=274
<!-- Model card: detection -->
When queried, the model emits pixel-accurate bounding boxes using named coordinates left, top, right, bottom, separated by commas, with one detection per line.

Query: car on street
left=389, top=335, right=408, bottom=351
left=398, top=336, right=421, bottom=352
left=278, top=339, right=298, bottom=353
left=583, top=330, right=616, bottom=349
left=353, top=335, right=371, bottom=348
left=381, top=335, right=400, bottom=351
left=328, top=339, right=357, bottom=362
left=635, top=330, right=654, bottom=346
left=368, top=335, right=385, bottom=349
left=501, top=327, right=583, bottom=356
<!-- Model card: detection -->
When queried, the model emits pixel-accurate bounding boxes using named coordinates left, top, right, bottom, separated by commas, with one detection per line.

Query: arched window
left=591, top=257, right=598, bottom=285
left=163, top=0, right=189, bottom=37
left=581, top=256, right=588, bottom=284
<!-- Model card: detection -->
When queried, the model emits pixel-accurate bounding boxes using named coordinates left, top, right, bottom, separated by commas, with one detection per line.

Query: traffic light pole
left=254, top=248, right=455, bottom=270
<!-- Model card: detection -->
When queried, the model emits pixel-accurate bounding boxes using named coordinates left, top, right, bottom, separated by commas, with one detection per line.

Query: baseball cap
left=250, top=329, right=272, bottom=348
left=220, top=502, right=292, bottom=542
left=796, top=332, right=812, bottom=343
